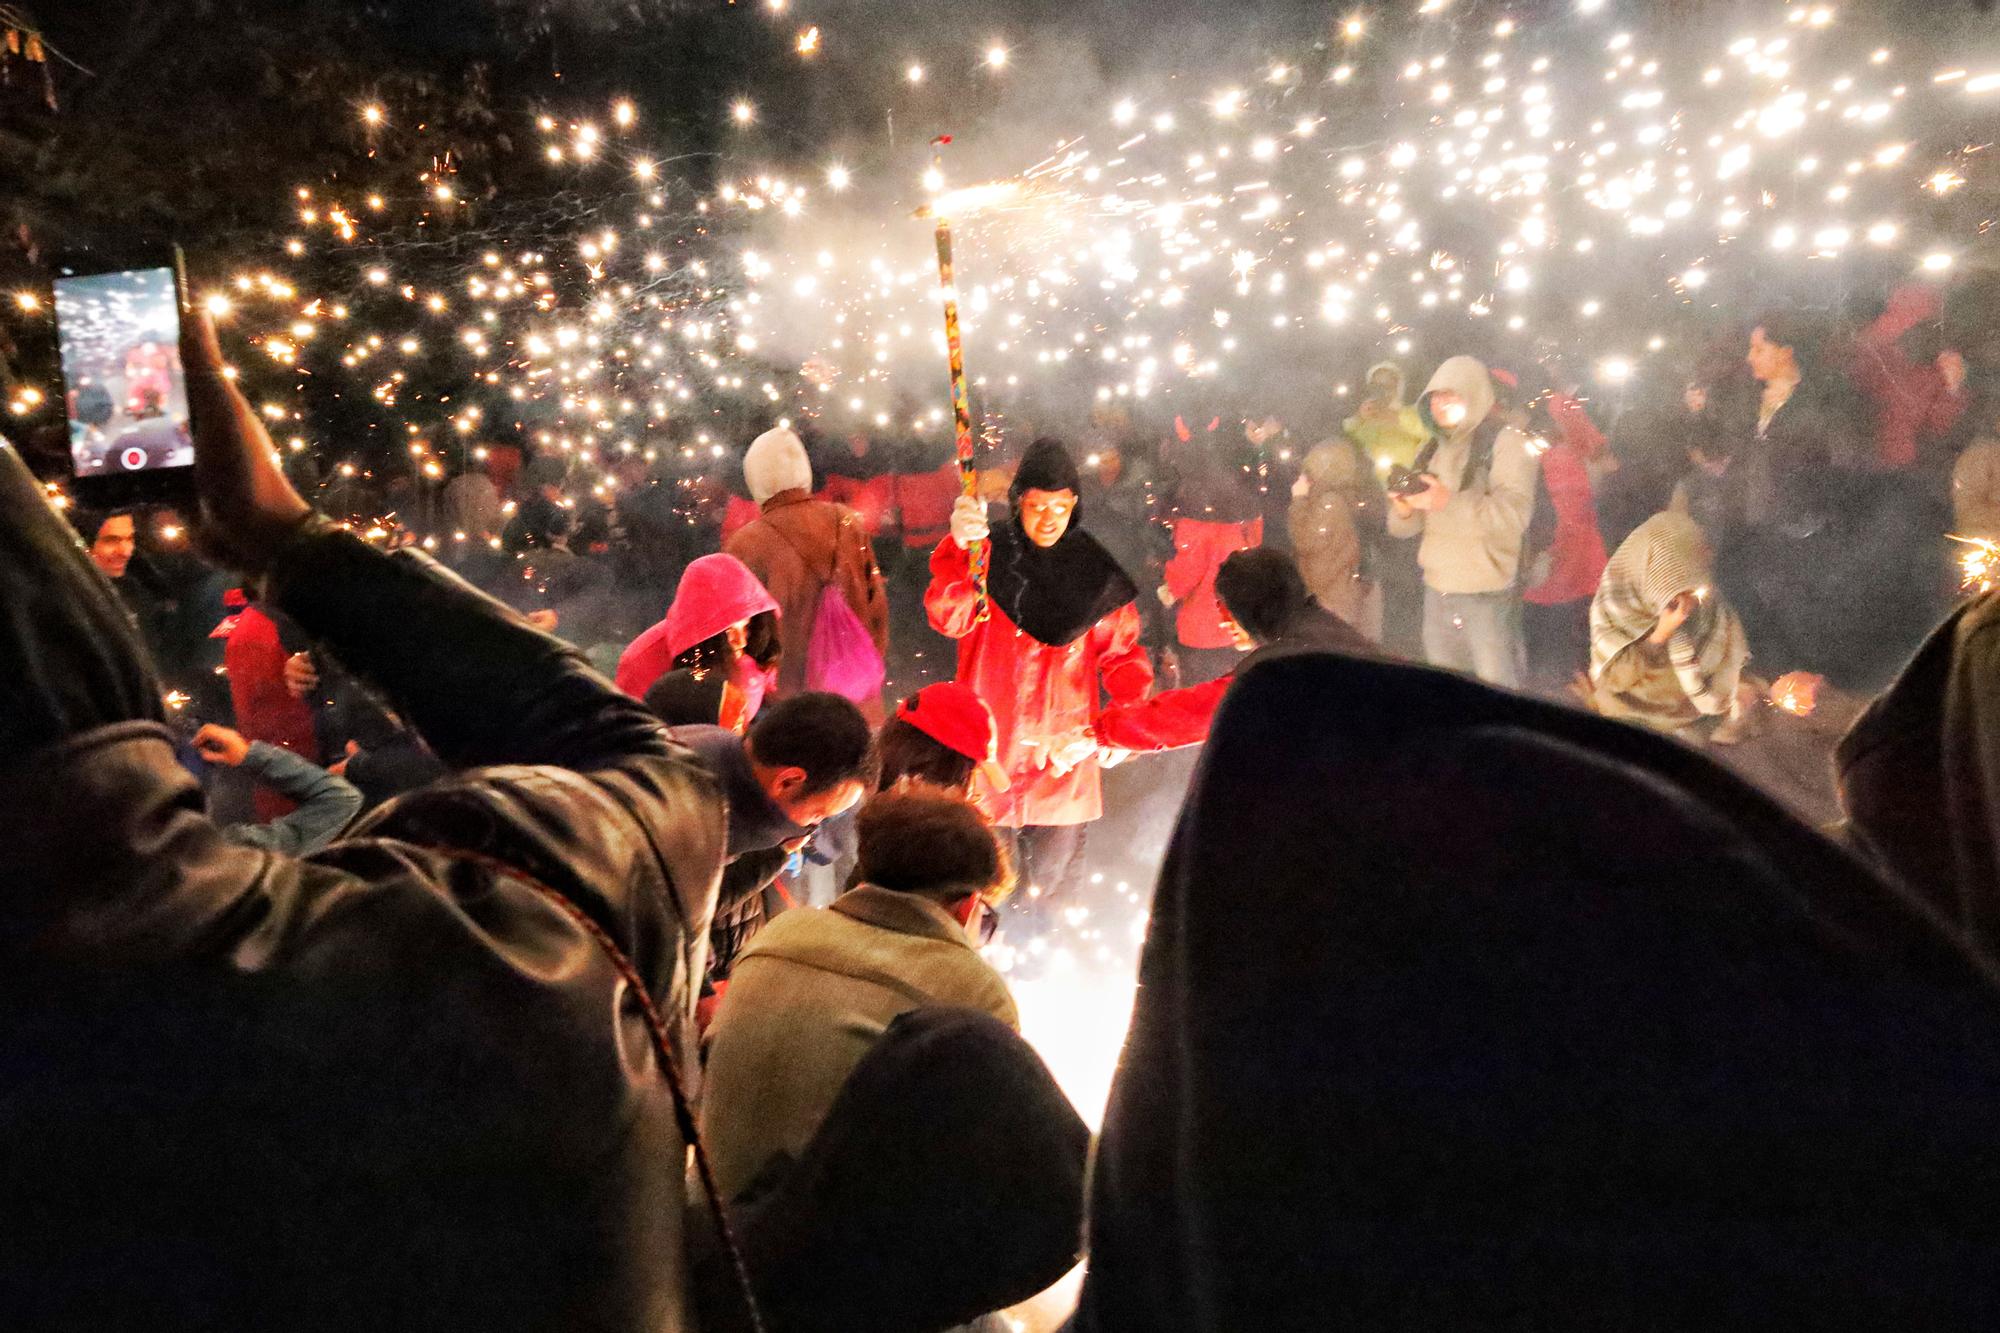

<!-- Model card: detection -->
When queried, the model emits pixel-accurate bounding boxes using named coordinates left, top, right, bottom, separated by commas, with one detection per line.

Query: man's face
left=91, top=514, right=137, bottom=579
left=1428, top=390, right=1468, bottom=430
left=1747, top=327, right=1790, bottom=383
left=1367, top=369, right=1398, bottom=402
left=776, top=777, right=866, bottom=831
left=1684, top=382, right=1709, bottom=414
left=1245, top=416, right=1282, bottom=446
left=1018, top=487, right=1077, bottom=548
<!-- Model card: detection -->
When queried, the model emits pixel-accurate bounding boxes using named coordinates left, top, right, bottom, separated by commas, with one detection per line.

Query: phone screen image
left=54, top=266, right=194, bottom=478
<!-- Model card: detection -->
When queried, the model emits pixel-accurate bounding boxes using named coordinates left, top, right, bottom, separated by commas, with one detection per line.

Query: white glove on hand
left=950, top=495, right=991, bottom=550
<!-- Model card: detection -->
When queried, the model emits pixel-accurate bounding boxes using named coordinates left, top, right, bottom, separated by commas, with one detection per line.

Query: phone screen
left=54, top=266, right=194, bottom=479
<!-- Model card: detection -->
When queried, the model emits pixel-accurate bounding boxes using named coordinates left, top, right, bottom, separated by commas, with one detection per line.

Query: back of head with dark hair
left=644, top=668, right=728, bottom=728
left=855, top=787, right=1010, bottom=901
left=875, top=714, right=978, bottom=795
left=1214, top=548, right=1312, bottom=647
left=68, top=505, right=135, bottom=547
left=1755, top=309, right=1830, bottom=374
left=747, top=691, right=877, bottom=796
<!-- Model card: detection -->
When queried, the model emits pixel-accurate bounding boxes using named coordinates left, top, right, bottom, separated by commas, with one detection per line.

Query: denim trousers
left=1422, top=587, right=1524, bottom=689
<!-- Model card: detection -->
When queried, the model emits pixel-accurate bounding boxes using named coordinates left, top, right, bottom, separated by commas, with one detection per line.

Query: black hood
left=1078, top=650, right=2000, bottom=1330
left=0, top=440, right=165, bottom=767
left=1009, top=436, right=1083, bottom=504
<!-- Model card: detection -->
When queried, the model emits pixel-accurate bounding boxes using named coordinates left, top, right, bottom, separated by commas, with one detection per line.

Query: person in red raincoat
left=1159, top=441, right=1265, bottom=685
left=926, top=438, right=1153, bottom=907
left=225, top=602, right=320, bottom=823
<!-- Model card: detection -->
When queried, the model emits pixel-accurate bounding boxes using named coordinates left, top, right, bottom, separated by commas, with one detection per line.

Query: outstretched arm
left=229, top=741, right=363, bottom=856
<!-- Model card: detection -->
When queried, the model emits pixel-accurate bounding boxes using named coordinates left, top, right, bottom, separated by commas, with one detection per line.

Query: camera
left=1385, top=464, right=1433, bottom=499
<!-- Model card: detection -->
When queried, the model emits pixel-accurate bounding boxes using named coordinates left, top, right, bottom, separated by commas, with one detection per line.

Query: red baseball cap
left=895, top=683, right=1011, bottom=792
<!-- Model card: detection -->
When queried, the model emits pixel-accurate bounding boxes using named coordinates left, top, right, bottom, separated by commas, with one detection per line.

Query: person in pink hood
left=615, top=554, right=782, bottom=718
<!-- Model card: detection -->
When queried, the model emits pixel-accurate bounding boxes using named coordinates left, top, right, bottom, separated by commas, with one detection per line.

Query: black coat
left=0, top=443, right=729, bottom=1331
left=1840, top=588, right=2000, bottom=950
left=1077, top=650, right=2000, bottom=1331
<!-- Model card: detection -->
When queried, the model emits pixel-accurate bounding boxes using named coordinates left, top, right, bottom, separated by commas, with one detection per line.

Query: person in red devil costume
left=926, top=437, right=1154, bottom=911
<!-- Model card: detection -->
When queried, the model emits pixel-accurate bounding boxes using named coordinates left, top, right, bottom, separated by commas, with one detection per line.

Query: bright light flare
left=1956, top=536, right=1999, bottom=593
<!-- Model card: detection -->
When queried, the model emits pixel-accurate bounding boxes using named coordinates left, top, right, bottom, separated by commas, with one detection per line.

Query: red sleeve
left=1162, top=522, right=1208, bottom=601
left=1092, top=602, right=1155, bottom=706
left=1554, top=396, right=1608, bottom=458
left=1922, top=381, right=1969, bottom=442
left=226, top=612, right=293, bottom=726
left=924, top=537, right=983, bottom=640
left=1093, top=676, right=1228, bottom=753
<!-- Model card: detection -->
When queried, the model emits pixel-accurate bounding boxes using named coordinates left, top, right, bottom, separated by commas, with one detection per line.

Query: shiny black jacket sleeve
left=263, top=523, right=726, bottom=1007
left=266, top=524, right=664, bottom=775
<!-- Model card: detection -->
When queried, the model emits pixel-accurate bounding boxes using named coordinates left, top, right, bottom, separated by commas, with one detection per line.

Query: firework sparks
left=1954, top=535, right=1998, bottom=594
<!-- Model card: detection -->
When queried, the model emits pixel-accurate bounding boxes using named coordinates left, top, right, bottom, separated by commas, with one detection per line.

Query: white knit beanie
left=743, top=427, right=813, bottom=503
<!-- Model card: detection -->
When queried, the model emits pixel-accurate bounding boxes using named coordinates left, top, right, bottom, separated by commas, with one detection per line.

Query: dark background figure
left=1731, top=312, right=1941, bottom=687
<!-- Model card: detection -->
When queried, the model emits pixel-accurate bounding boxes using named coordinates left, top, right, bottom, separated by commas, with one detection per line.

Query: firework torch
left=920, top=135, right=988, bottom=623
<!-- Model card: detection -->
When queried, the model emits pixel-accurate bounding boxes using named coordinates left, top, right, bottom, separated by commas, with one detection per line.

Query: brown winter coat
left=1288, top=439, right=1373, bottom=622
left=726, top=489, right=889, bottom=715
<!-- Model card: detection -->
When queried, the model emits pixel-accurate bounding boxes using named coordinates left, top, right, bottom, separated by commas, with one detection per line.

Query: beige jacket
left=1954, top=438, right=2000, bottom=544
left=1386, top=355, right=1539, bottom=595
left=699, top=885, right=1018, bottom=1201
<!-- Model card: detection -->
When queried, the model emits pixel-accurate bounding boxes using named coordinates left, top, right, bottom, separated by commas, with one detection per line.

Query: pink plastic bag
left=804, top=581, right=885, bottom=703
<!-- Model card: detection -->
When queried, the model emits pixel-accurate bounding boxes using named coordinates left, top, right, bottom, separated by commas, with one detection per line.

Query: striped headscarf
left=1590, top=511, right=1747, bottom=717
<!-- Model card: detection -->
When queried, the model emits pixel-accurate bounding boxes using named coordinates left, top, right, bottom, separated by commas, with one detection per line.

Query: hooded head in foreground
left=1078, top=647, right=2000, bottom=1331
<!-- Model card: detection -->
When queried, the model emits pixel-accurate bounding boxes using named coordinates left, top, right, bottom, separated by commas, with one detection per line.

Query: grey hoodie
left=1387, top=355, right=1539, bottom=595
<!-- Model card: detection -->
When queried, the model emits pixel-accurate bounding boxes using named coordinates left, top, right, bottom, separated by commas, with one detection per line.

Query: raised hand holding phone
left=178, top=307, right=313, bottom=573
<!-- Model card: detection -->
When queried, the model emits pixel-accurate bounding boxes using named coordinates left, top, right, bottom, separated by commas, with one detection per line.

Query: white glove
left=950, top=495, right=991, bottom=550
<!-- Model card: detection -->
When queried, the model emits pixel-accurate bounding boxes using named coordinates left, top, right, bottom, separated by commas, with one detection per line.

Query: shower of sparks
left=1955, top=535, right=1999, bottom=594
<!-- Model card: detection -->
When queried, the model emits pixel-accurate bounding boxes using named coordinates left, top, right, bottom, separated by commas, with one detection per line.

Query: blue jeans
left=1423, top=588, right=1523, bottom=689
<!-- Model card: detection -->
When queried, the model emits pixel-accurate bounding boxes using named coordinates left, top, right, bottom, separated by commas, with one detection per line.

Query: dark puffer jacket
left=0, top=443, right=728, bottom=1331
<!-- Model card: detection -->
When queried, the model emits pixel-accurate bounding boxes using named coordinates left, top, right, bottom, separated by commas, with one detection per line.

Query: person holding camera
left=1387, top=355, right=1540, bottom=689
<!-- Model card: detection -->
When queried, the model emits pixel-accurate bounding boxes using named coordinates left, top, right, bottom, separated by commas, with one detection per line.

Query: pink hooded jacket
left=616, top=554, right=780, bottom=699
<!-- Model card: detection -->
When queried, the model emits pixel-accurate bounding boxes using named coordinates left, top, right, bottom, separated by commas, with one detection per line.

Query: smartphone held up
left=52, top=246, right=199, bottom=509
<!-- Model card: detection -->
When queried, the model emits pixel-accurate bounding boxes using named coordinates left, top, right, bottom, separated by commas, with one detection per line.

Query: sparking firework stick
left=929, top=135, right=989, bottom=623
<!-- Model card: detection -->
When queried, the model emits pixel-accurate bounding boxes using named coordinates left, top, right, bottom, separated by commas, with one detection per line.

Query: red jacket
left=1846, top=284, right=1967, bottom=470
left=225, top=605, right=319, bottom=822
left=721, top=495, right=762, bottom=544
left=893, top=463, right=962, bottom=550
left=1094, top=675, right=1229, bottom=754
left=1548, top=393, right=1608, bottom=461
left=820, top=472, right=895, bottom=538
left=1524, top=443, right=1609, bottom=607
left=1164, top=516, right=1263, bottom=649
left=925, top=538, right=1153, bottom=828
